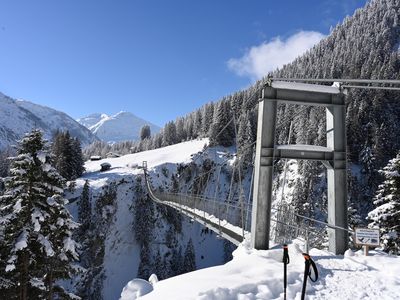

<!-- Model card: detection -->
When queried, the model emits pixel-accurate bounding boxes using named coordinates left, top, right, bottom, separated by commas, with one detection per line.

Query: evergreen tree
left=367, top=152, right=400, bottom=255
left=162, top=122, right=177, bottom=146
left=71, top=137, right=85, bottom=179
left=182, top=238, right=196, bottom=273
left=137, top=242, right=152, bottom=280
left=169, top=247, right=183, bottom=276
left=52, top=131, right=85, bottom=181
left=133, top=177, right=154, bottom=246
left=201, top=102, right=214, bottom=137
left=193, top=109, right=203, bottom=138
left=78, top=180, right=91, bottom=235
left=0, top=147, right=13, bottom=178
left=0, top=129, right=79, bottom=299
left=140, top=125, right=151, bottom=141
left=209, top=100, right=235, bottom=147
left=236, top=112, right=254, bottom=167
left=153, top=250, right=168, bottom=280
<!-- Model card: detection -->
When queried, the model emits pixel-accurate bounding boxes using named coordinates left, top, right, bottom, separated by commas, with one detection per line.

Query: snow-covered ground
left=83, top=138, right=208, bottom=177
left=121, top=239, right=400, bottom=300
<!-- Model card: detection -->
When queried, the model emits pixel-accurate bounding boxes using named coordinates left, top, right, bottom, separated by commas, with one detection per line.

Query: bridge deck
left=144, top=172, right=248, bottom=246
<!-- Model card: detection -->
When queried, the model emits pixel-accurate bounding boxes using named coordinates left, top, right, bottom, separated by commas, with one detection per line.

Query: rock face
left=0, top=92, right=98, bottom=149
left=77, top=111, right=161, bottom=143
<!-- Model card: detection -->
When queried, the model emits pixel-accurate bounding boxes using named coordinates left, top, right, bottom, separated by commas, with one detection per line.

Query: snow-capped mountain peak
left=77, top=111, right=161, bottom=143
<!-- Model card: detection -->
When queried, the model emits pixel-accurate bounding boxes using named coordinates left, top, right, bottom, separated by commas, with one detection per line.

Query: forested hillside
left=86, top=0, right=400, bottom=223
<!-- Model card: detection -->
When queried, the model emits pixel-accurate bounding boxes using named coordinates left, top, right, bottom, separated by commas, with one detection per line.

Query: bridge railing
left=152, top=191, right=251, bottom=230
left=145, top=168, right=351, bottom=251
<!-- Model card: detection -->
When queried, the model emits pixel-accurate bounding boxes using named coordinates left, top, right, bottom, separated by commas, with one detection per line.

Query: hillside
left=77, top=111, right=161, bottom=143
left=0, top=91, right=97, bottom=149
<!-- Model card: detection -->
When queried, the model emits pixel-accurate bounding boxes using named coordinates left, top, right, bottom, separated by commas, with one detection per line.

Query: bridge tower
left=251, top=81, right=348, bottom=255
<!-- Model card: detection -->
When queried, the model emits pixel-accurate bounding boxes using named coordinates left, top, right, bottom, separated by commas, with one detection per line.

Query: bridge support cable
left=143, top=165, right=250, bottom=246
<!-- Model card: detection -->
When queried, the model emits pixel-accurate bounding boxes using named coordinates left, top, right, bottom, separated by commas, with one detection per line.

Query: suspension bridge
left=142, top=78, right=400, bottom=255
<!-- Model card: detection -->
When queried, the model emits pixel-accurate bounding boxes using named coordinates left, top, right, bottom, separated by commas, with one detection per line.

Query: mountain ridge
left=0, top=92, right=98, bottom=150
left=77, top=111, right=161, bottom=143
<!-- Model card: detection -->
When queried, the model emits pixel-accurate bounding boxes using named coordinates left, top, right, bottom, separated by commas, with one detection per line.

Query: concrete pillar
left=326, top=102, right=348, bottom=255
left=251, top=87, right=277, bottom=250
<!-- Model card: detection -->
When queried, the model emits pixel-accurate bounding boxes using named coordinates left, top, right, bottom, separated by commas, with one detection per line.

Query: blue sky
left=0, top=0, right=367, bottom=127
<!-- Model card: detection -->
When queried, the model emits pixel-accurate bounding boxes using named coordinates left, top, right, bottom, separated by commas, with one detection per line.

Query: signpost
left=354, top=228, right=380, bottom=256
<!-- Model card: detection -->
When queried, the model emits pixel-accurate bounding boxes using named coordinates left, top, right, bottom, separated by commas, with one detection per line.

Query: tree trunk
left=47, top=268, right=53, bottom=300
left=21, top=251, right=28, bottom=300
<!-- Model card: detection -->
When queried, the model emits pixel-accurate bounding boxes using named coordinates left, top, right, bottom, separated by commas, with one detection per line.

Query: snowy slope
left=122, top=239, right=400, bottom=300
left=83, top=139, right=208, bottom=174
left=0, top=92, right=97, bottom=149
left=70, top=139, right=228, bottom=299
left=77, top=111, right=161, bottom=143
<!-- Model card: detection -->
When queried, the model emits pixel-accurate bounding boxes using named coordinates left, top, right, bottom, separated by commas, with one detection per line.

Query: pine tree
left=153, top=250, right=168, bottom=280
left=52, top=131, right=85, bottom=181
left=137, top=242, right=152, bottom=280
left=78, top=180, right=91, bottom=235
left=182, top=238, right=196, bottom=273
left=133, top=177, right=154, bottom=245
left=169, top=247, right=183, bottom=276
left=0, top=129, right=79, bottom=299
left=367, top=152, right=400, bottom=255
left=162, top=122, right=177, bottom=146
left=201, top=102, right=214, bottom=137
left=210, top=100, right=235, bottom=147
left=237, top=112, right=254, bottom=167
left=71, top=137, right=85, bottom=179
left=140, top=125, right=151, bottom=141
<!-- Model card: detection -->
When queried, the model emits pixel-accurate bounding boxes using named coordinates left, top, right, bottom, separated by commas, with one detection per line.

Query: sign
left=354, top=228, right=380, bottom=246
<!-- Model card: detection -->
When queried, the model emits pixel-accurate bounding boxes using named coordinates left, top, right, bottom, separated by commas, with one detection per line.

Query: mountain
left=0, top=92, right=98, bottom=149
left=77, top=111, right=161, bottom=143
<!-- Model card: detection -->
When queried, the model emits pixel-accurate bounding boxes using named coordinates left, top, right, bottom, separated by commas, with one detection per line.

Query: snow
left=15, top=230, right=28, bottom=251
left=77, top=111, right=161, bottom=143
left=276, top=144, right=332, bottom=152
left=29, top=278, right=46, bottom=291
left=128, top=239, right=400, bottom=300
left=271, top=81, right=341, bottom=94
left=38, top=234, right=55, bottom=257
left=13, top=198, right=23, bottom=213
left=120, top=279, right=154, bottom=299
left=0, top=92, right=96, bottom=149
left=31, top=208, right=45, bottom=232
left=37, top=150, right=47, bottom=163
left=83, top=139, right=208, bottom=176
left=63, top=237, right=79, bottom=259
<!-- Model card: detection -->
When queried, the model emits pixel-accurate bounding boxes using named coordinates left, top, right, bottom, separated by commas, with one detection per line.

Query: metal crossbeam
left=252, top=82, right=348, bottom=254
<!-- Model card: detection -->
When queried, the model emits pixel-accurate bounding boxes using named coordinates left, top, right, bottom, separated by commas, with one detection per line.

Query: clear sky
left=0, top=0, right=368, bottom=127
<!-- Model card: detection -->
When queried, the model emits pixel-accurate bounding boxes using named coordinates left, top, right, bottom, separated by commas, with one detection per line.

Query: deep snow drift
left=122, top=239, right=400, bottom=300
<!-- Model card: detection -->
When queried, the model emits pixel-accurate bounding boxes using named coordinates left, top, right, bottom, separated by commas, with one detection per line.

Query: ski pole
left=301, top=253, right=318, bottom=300
left=282, top=244, right=290, bottom=300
